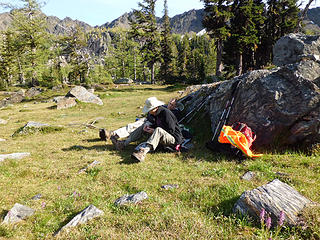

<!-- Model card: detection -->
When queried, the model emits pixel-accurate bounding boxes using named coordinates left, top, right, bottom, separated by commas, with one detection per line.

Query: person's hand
left=143, top=125, right=154, bottom=134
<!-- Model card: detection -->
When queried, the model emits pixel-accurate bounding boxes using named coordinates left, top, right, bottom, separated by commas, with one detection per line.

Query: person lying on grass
left=107, top=97, right=184, bottom=162
left=99, top=98, right=184, bottom=149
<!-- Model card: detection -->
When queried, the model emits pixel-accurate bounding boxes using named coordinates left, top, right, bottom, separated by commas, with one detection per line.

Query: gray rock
left=56, top=97, right=77, bottom=110
left=0, top=90, right=25, bottom=108
left=3, top=203, right=35, bottom=224
left=12, top=121, right=52, bottom=137
left=233, top=179, right=312, bottom=227
left=0, top=118, right=8, bottom=124
left=114, top=78, right=134, bottom=84
left=0, top=152, right=30, bottom=162
left=25, top=87, right=43, bottom=98
left=273, top=34, right=320, bottom=66
left=67, top=86, right=103, bottom=105
left=52, top=96, right=65, bottom=103
left=52, top=85, right=63, bottom=91
left=114, top=191, right=148, bottom=206
left=241, top=171, right=255, bottom=181
left=31, top=194, right=42, bottom=200
left=78, top=160, right=101, bottom=174
left=161, top=184, right=179, bottom=190
left=54, top=205, right=103, bottom=235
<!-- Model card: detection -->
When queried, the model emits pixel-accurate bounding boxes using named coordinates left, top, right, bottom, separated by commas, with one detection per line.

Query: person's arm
left=164, top=110, right=177, bottom=136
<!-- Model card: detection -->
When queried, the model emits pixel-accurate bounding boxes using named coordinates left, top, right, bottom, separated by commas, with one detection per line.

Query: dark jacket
left=152, top=106, right=184, bottom=145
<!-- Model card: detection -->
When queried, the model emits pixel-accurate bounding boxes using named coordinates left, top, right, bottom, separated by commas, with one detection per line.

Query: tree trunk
left=134, top=53, right=137, bottom=81
left=215, top=39, right=223, bottom=77
left=236, top=53, right=243, bottom=76
left=151, top=63, right=155, bottom=84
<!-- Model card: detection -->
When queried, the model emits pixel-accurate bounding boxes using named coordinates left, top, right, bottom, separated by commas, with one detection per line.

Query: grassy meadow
left=0, top=85, right=319, bottom=240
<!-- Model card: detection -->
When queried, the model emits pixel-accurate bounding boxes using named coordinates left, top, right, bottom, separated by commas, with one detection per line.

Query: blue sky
left=41, top=0, right=204, bottom=26
left=1, top=0, right=319, bottom=27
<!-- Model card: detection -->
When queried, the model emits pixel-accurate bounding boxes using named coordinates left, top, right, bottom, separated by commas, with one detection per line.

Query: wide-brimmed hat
left=142, top=97, right=165, bottom=114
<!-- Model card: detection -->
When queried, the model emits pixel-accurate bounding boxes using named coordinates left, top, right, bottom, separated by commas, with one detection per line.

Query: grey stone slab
left=2, top=203, right=35, bottom=224
left=54, top=205, right=103, bottom=235
left=114, top=191, right=148, bottom=206
left=0, top=152, right=30, bottom=162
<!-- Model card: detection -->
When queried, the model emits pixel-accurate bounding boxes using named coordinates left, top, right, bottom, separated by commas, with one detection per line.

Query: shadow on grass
left=0, top=210, right=8, bottom=221
left=53, top=209, right=82, bottom=236
left=61, top=143, right=138, bottom=165
left=107, top=85, right=186, bottom=94
left=205, top=196, right=240, bottom=217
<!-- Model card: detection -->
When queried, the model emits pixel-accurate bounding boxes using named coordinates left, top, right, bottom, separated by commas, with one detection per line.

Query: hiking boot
left=99, top=128, right=111, bottom=141
left=110, top=135, right=125, bottom=150
left=131, top=147, right=150, bottom=162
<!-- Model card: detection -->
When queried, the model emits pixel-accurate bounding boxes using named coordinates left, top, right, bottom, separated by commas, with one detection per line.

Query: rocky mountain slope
left=0, top=7, right=319, bottom=35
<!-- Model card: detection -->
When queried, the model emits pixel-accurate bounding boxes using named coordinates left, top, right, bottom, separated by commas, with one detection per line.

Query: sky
left=41, top=0, right=204, bottom=26
left=1, top=0, right=319, bottom=27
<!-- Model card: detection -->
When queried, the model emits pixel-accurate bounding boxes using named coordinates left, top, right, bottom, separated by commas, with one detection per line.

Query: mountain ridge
left=0, top=7, right=319, bottom=35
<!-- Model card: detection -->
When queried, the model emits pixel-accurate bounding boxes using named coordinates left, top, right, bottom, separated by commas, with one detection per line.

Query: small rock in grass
left=31, top=194, right=42, bottom=200
left=0, top=138, right=6, bottom=142
left=54, top=205, right=103, bottom=236
left=0, top=152, right=30, bottom=162
left=0, top=118, right=8, bottom=124
left=241, top=171, right=255, bottom=181
left=114, top=191, right=148, bottom=206
left=161, top=184, right=179, bottom=190
left=3, top=203, right=35, bottom=224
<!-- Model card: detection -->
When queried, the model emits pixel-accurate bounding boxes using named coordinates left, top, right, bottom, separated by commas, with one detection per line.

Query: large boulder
left=273, top=34, right=320, bottom=67
left=67, top=86, right=103, bottom=105
left=180, top=33, right=320, bottom=149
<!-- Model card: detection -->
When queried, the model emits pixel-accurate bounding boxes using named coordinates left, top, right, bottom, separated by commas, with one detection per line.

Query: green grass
left=0, top=84, right=319, bottom=240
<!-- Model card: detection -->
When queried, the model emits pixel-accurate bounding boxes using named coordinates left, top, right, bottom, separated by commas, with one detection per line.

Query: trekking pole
left=178, top=96, right=208, bottom=124
left=185, top=96, right=211, bottom=124
left=211, top=80, right=241, bottom=142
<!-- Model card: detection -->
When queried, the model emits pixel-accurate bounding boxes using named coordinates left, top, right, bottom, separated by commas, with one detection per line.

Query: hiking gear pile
left=218, top=124, right=262, bottom=158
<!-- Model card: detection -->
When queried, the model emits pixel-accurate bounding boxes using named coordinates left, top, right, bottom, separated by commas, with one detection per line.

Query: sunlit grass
left=0, top=84, right=319, bottom=239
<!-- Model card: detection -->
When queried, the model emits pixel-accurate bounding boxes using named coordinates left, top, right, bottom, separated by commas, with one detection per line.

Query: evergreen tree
left=176, top=35, right=190, bottom=79
left=256, top=0, right=299, bottom=67
left=130, top=0, right=161, bottom=83
left=202, top=0, right=233, bottom=77
left=228, top=0, right=265, bottom=75
left=159, top=0, right=174, bottom=82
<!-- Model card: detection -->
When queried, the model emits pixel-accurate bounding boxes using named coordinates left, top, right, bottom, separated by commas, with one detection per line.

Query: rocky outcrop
left=180, top=33, right=320, bottom=149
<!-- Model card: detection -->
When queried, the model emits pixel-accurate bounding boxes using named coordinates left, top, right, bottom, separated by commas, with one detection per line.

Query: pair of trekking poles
left=178, top=80, right=241, bottom=128
left=178, top=95, right=211, bottom=124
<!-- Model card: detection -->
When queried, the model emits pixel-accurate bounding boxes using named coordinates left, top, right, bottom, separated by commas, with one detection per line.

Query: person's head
left=142, top=97, right=164, bottom=115
left=167, top=98, right=177, bottom=110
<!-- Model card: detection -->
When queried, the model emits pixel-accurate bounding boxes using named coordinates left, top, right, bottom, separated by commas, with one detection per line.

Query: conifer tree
left=202, top=0, right=233, bottom=77
left=257, top=0, right=299, bottom=67
left=159, top=0, right=174, bottom=82
left=130, top=0, right=161, bottom=83
left=228, top=0, right=265, bottom=75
